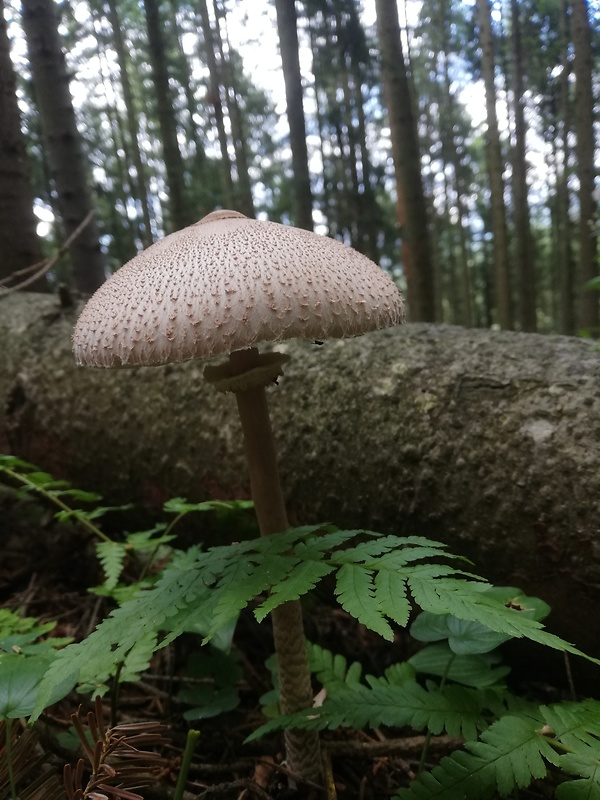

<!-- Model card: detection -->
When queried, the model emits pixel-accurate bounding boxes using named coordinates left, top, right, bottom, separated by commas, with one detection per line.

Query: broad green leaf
left=0, top=654, right=75, bottom=719
left=411, top=612, right=511, bottom=654
left=409, top=643, right=510, bottom=688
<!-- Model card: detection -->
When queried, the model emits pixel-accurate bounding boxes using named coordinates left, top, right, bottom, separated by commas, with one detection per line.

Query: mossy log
left=1, top=292, right=600, bottom=681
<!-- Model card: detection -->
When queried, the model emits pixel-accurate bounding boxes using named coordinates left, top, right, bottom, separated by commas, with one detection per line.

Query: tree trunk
left=438, top=0, right=473, bottom=327
left=197, top=0, right=235, bottom=208
left=213, top=1, right=254, bottom=218
left=105, top=0, right=154, bottom=247
left=0, top=2, right=45, bottom=289
left=556, top=0, right=575, bottom=336
left=274, top=0, right=313, bottom=231
left=375, top=0, right=436, bottom=323
left=166, top=0, right=211, bottom=217
left=571, top=0, right=598, bottom=334
left=2, top=292, right=600, bottom=685
left=21, top=0, right=106, bottom=295
left=143, top=0, right=191, bottom=231
left=509, top=0, right=536, bottom=332
left=477, top=0, right=512, bottom=330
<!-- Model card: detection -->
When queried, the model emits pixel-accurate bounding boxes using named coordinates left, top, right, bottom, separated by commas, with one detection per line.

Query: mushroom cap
left=73, top=210, right=404, bottom=367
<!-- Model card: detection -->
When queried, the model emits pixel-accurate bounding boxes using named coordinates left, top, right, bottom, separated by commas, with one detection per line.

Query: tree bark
left=556, top=0, right=576, bottom=336
left=0, top=2, right=45, bottom=289
left=571, top=0, right=598, bottom=334
left=375, top=0, right=436, bottom=323
left=2, top=293, right=600, bottom=682
left=477, top=0, right=512, bottom=330
left=214, top=4, right=255, bottom=218
left=105, top=0, right=154, bottom=247
left=275, top=0, right=313, bottom=231
left=143, top=0, right=191, bottom=231
left=198, top=0, right=235, bottom=208
left=21, top=0, right=106, bottom=295
left=509, top=0, right=536, bottom=332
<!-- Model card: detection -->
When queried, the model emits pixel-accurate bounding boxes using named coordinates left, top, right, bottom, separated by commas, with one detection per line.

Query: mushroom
left=72, top=209, right=404, bottom=783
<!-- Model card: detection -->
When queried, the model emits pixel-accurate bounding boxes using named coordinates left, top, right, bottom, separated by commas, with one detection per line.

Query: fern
left=395, top=700, right=600, bottom=799
left=30, top=526, right=597, bottom=720
left=306, top=642, right=364, bottom=689
left=249, top=679, right=499, bottom=742
left=556, top=744, right=600, bottom=799
left=95, top=541, right=127, bottom=591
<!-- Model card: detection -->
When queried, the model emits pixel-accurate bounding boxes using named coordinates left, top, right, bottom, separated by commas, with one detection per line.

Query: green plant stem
left=5, top=718, right=18, bottom=800
left=418, top=653, right=455, bottom=775
left=4, top=467, right=111, bottom=543
left=174, top=729, right=201, bottom=800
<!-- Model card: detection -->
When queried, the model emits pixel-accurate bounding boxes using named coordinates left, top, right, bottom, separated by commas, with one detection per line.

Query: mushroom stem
left=229, top=347, right=322, bottom=783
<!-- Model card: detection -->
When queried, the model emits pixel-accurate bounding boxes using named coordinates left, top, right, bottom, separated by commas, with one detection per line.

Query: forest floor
left=0, top=486, right=574, bottom=800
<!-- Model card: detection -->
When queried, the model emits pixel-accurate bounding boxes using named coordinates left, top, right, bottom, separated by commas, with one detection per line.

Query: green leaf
left=255, top=560, right=335, bottom=620
left=584, top=276, right=600, bottom=291
left=409, top=643, right=510, bottom=688
left=556, top=745, right=600, bottom=798
left=408, top=577, right=598, bottom=663
left=411, top=612, right=511, bottom=654
left=0, top=455, right=38, bottom=472
left=163, top=497, right=253, bottom=515
left=0, top=654, right=75, bottom=719
left=396, top=712, right=554, bottom=799
left=249, top=680, right=490, bottom=743
left=96, top=540, right=127, bottom=591
left=180, top=685, right=240, bottom=721
left=375, top=569, right=411, bottom=627
left=206, top=553, right=297, bottom=638
left=167, top=605, right=238, bottom=653
left=396, top=701, right=600, bottom=799
left=55, top=503, right=132, bottom=523
left=336, top=563, right=393, bottom=640
left=307, top=642, right=363, bottom=689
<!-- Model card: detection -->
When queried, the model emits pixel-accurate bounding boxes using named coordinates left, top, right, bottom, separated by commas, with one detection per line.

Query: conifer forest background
left=1, top=0, right=599, bottom=336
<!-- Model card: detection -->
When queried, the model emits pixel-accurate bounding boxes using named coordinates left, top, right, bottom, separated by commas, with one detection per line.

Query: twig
left=0, top=210, right=95, bottom=297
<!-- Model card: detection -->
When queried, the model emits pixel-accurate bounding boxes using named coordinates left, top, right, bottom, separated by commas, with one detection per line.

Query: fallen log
left=1, top=292, right=600, bottom=682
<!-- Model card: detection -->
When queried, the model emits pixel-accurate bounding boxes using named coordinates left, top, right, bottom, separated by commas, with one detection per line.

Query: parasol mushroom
left=72, top=209, right=404, bottom=783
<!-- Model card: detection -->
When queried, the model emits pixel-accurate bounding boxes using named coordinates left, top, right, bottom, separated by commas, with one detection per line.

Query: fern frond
left=374, top=568, right=411, bottom=627
left=306, top=642, right=363, bottom=689
left=31, top=526, right=598, bottom=721
left=395, top=712, right=553, bottom=799
left=407, top=575, right=595, bottom=661
left=291, top=526, right=366, bottom=558
left=556, top=746, right=600, bottom=799
left=32, top=555, right=209, bottom=717
left=396, top=701, right=600, bottom=800
left=336, top=562, right=393, bottom=639
left=205, top=553, right=297, bottom=638
left=95, top=540, right=127, bottom=591
left=256, top=561, right=335, bottom=619
left=249, top=680, right=493, bottom=742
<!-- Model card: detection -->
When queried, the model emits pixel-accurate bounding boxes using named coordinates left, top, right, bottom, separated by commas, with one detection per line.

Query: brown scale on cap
left=72, top=210, right=404, bottom=368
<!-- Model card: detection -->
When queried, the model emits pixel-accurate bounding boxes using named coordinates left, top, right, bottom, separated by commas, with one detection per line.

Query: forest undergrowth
left=0, top=454, right=599, bottom=800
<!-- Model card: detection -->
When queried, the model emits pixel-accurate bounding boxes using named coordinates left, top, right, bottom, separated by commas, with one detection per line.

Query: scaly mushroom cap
left=73, top=210, right=404, bottom=367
